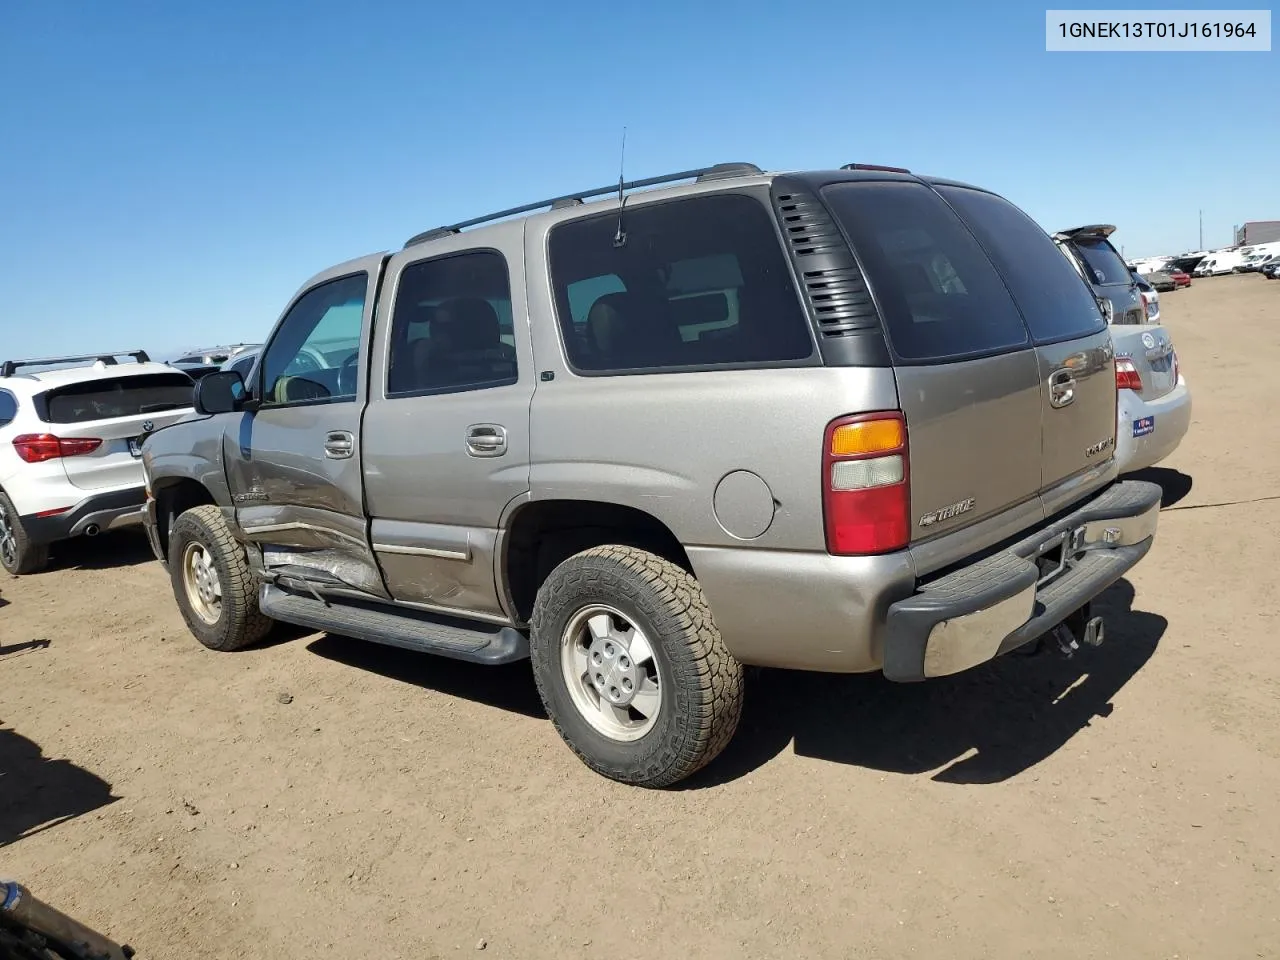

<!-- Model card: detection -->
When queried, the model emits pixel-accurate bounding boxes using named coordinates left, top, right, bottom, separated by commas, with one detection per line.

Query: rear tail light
left=12, top=434, right=102, bottom=464
left=823, top=412, right=910, bottom=555
left=1115, top=357, right=1143, bottom=392
left=1171, top=347, right=1181, bottom=381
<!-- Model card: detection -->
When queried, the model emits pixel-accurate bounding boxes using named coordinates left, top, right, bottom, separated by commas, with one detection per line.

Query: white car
left=1109, top=325, right=1192, bottom=474
left=0, top=351, right=194, bottom=574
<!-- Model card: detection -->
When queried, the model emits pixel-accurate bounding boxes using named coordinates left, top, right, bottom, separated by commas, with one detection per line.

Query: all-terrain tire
left=529, top=545, right=744, bottom=788
left=0, top=491, right=49, bottom=575
left=169, top=504, right=272, bottom=651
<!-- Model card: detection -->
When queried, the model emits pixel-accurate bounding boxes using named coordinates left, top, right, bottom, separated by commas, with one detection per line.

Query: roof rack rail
left=403, top=162, right=764, bottom=248
left=1, top=350, right=151, bottom=379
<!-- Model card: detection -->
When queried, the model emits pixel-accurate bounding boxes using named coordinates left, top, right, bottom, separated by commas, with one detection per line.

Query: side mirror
left=193, top=370, right=248, bottom=415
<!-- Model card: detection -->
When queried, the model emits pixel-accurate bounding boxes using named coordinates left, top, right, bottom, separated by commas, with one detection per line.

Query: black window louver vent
left=772, top=190, right=879, bottom=338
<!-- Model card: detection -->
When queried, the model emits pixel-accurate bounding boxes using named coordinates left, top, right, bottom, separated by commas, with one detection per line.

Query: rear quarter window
left=937, top=187, right=1107, bottom=344
left=1069, top=237, right=1131, bottom=286
left=42, top=373, right=194, bottom=424
left=821, top=181, right=1030, bottom=363
left=547, top=192, right=814, bottom=374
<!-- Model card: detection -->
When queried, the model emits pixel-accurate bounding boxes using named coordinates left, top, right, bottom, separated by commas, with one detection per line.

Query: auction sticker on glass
left=1046, top=9, right=1271, bottom=50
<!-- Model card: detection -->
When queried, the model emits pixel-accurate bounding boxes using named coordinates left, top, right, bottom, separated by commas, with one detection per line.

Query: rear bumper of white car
left=1116, top=377, right=1192, bottom=474
left=18, top=486, right=147, bottom=545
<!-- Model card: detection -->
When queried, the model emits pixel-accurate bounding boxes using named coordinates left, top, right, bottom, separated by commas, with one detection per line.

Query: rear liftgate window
left=821, top=181, right=1030, bottom=363
left=43, top=374, right=194, bottom=423
left=548, top=193, right=815, bottom=373
left=1068, top=237, right=1132, bottom=287
left=936, top=187, right=1108, bottom=344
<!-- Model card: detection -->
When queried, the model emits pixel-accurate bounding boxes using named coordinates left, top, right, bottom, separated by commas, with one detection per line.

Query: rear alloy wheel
left=560, top=603, right=664, bottom=743
left=0, top=491, right=49, bottom=575
left=169, top=504, right=272, bottom=651
left=530, top=545, right=744, bottom=788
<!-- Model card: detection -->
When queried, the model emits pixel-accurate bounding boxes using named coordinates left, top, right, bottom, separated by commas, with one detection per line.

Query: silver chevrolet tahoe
left=141, top=161, right=1162, bottom=787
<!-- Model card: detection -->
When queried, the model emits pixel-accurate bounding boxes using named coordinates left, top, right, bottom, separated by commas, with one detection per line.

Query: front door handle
left=324, top=430, right=355, bottom=459
left=466, top=424, right=507, bottom=457
left=1048, top=369, right=1076, bottom=409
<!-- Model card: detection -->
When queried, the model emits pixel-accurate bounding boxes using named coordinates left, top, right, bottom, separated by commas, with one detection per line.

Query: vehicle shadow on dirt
left=686, top=577, right=1166, bottom=788
left=1129, top=467, right=1194, bottom=508
left=0, top=726, right=118, bottom=848
left=46, top=530, right=156, bottom=573
left=304, top=635, right=546, bottom=718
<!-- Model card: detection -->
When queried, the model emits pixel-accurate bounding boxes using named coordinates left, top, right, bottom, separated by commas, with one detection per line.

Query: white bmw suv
left=0, top=351, right=195, bottom=574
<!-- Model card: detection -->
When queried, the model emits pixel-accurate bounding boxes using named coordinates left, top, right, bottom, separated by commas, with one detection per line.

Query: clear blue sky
left=1, top=0, right=1275, bottom=361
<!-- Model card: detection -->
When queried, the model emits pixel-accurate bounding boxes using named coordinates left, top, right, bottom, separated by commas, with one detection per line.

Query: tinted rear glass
left=937, top=186, right=1107, bottom=344
left=821, top=181, right=1029, bottom=362
left=547, top=193, right=814, bottom=373
left=44, top=373, right=193, bottom=423
left=1070, top=237, right=1131, bottom=286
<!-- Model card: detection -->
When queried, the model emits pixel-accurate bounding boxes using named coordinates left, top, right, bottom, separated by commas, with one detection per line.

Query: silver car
left=1110, top=325, right=1192, bottom=473
left=141, top=161, right=1162, bottom=787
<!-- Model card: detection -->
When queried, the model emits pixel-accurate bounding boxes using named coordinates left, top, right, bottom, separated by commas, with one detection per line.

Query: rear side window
left=937, top=187, right=1107, bottom=344
left=386, top=250, right=517, bottom=396
left=822, top=181, right=1030, bottom=362
left=1069, top=237, right=1130, bottom=286
left=548, top=193, right=813, bottom=373
left=42, top=373, right=193, bottom=424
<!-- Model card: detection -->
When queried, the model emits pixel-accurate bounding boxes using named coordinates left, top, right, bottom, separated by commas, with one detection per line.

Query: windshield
left=1070, top=237, right=1132, bottom=286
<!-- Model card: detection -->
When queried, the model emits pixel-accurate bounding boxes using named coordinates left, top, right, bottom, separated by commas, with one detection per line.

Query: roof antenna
left=613, top=126, right=628, bottom=248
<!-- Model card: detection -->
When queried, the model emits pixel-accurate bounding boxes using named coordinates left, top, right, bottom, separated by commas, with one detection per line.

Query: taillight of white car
left=12, top=434, right=103, bottom=463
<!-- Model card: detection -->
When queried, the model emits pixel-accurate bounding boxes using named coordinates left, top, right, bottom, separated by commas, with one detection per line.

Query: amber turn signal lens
left=829, top=419, right=904, bottom=457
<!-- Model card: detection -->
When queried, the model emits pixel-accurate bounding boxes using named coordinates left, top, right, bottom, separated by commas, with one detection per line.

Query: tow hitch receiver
left=1052, top=609, right=1106, bottom=659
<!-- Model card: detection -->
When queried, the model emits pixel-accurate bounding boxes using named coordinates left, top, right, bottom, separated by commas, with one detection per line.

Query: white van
left=1194, top=250, right=1245, bottom=276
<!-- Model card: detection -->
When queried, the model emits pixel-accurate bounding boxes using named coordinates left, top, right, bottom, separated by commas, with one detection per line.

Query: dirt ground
left=3, top=274, right=1278, bottom=959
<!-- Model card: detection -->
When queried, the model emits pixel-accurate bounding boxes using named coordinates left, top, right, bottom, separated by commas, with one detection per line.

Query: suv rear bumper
left=882, top=479, right=1161, bottom=681
left=19, top=487, right=148, bottom=545
left=688, top=479, right=1161, bottom=677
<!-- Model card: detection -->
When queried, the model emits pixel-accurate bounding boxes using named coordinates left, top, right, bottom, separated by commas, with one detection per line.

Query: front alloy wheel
left=181, top=540, right=223, bottom=625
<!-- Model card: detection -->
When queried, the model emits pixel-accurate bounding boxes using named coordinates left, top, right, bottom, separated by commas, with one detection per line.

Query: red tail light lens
left=12, top=434, right=102, bottom=464
left=822, top=412, right=910, bottom=555
left=1115, top=357, right=1143, bottom=392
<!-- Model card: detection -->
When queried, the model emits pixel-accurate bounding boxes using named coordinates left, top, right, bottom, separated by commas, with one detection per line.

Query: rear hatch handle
left=1048, top=368, right=1076, bottom=408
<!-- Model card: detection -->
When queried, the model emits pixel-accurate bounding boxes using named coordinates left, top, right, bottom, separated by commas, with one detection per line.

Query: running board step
left=259, top=584, right=529, bottom=665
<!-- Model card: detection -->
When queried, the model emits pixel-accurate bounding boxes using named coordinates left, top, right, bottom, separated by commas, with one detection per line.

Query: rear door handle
left=466, top=424, right=507, bottom=457
left=324, top=430, right=355, bottom=459
left=1048, top=369, right=1076, bottom=408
